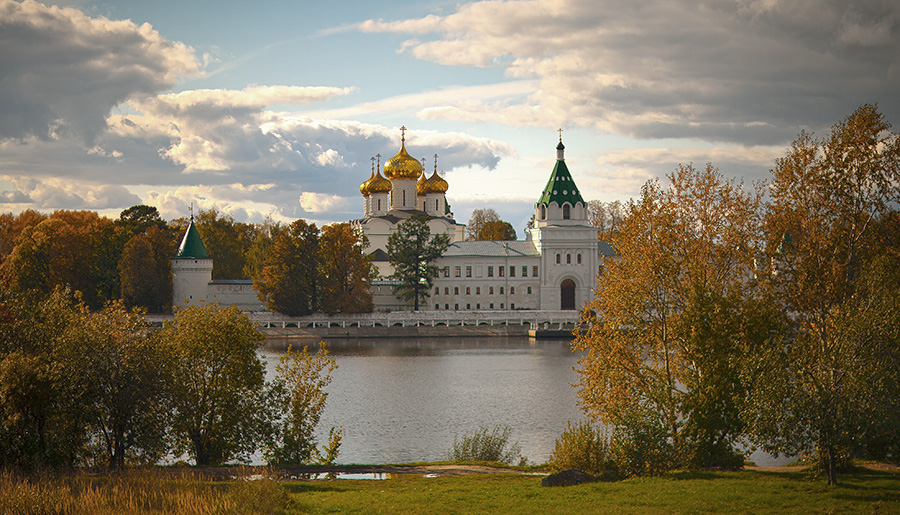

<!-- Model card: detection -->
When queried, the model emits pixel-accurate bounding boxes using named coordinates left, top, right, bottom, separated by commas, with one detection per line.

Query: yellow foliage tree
left=574, top=163, right=766, bottom=471
left=746, top=104, right=900, bottom=485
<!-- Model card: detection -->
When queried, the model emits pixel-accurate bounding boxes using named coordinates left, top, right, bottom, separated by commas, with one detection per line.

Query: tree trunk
left=823, top=444, right=837, bottom=485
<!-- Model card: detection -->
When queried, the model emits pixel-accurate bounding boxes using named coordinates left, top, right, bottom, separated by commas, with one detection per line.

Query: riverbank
left=5, top=464, right=898, bottom=514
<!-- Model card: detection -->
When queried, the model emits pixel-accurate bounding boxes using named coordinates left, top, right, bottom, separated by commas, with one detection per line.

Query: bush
left=610, top=409, right=676, bottom=477
left=447, top=425, right=522, bottom=464
left=549, top=421, right=618, bottom=479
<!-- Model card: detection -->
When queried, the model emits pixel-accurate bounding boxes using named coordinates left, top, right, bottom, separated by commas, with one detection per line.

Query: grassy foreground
left=2, top=466, right=898, bottom=514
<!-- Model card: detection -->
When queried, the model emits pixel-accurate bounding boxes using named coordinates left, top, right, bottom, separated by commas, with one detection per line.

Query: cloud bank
left=361, top=0, right=900, bottom=145
left=0, top=0, right=514, bottom=222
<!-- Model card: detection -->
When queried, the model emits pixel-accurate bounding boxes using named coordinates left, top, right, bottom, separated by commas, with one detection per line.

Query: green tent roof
left=537, top=149, right=584, bottom=206
left=175, top=221, right=210, bottom=259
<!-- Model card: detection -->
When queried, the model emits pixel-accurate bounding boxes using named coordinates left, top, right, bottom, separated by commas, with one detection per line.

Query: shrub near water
left=448, top=425, right=522, bottom=464
left=549, top=421, right=618, bottom=479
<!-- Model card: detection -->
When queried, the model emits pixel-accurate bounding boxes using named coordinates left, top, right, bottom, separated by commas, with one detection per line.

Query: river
left=260, top=336, right=789, bottom=467
left=261, top=336, right=585, bottom=465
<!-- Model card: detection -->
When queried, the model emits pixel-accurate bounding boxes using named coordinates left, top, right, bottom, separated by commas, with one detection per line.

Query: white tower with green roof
left=526, top=137, right=599, bottom=310
left=171, top=216, right=213, bottom=307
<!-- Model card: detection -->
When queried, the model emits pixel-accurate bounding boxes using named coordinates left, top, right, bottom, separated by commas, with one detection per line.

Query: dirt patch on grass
left=743, top=462, right=900, bottom=473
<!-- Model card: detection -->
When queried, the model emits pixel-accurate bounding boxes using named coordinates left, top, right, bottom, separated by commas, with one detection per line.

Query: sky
left=1, top=0, right=898, bottom=234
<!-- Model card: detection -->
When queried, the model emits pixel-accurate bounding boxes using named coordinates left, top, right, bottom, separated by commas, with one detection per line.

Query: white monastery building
left=171, top=127, right=612, bottom=313
left=352, top=127, right=612, bottom=312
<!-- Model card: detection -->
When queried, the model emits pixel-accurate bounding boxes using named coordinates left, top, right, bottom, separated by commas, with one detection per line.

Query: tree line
left=0, top=207, right=376, bottom=316
left=574, top=104, right=900, bottom=485
left=0, top=291, right=338, bottom=469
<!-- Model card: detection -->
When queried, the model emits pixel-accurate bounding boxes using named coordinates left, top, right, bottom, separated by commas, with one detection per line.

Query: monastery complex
left=172, top=128, right=613, bottom=313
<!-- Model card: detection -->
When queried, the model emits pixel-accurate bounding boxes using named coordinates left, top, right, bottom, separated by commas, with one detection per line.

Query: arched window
left=577, top=254, right=582, bottom=264
left=540, top=205, right=546, bottom=219
left=567, top=254, right=571, bottom=264
left=556, top=254, right=561, bottom=264
left=402, top=189, right=406, bottom=206
left=563, top=204, right=571, bottom=219
left=435, top=199, right=439, bottom=211
left=377, top=199, right=382, bottom=211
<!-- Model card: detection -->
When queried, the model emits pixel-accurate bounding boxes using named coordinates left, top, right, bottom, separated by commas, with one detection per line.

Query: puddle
left=307, top=472, right=439, bottom=480
left=233, top=471, right=448, bottom=481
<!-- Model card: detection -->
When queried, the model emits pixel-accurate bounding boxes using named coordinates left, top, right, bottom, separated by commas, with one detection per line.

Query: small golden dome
left=421, top=171, right=449, bottom=194
left=383, top=127, right=423, bottom=181
left=416, top=171, right=428, bottom=195
left=359, top=170, right=375, bottom=195
left=367, top=169, right=391, bottom=194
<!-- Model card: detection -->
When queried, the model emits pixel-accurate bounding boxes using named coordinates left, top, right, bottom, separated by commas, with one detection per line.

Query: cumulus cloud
left=0, top=175, right=141, bottom=210
left=0, top=0, right=199, bottom=142
left=298, top=192, right=351, bottom=213
left=360, top=0, right=900, bottom=145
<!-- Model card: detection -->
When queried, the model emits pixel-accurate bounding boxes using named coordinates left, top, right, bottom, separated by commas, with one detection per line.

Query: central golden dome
left=383, top=127, right=423, bottom=181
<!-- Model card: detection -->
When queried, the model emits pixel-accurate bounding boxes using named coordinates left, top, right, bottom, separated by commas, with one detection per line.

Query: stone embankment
left=252, top=310, right=580, bottom=340
left=148, top=310, right=582, bottom=339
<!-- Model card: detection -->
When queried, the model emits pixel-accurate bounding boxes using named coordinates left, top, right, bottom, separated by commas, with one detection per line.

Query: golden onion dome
left=383, top=128, right=423, bottom=181
left=359, top=170, right=375, bottom=195
left=416, top=171, right=428, bottom=195
left=422, top=170, right=449, bottom=194
left=367, top=169, right=392, bottom=194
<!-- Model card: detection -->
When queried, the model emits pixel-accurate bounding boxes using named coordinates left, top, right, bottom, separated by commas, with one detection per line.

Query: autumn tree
left=0, top=288, right=90, bottom=468
left=163, top=303, right=270, bottom=466
left=119, top=226, right=177, bottom=313
left=116, top=204, right=167, bottom=237
left=465, top=208, right=501, bottom=240
left=267, top=343, right=337, bottom=465
left=255, top=219, right=320, bottom=316
left=244, top=218, right=284, bottom=280
left=1, top=211, right=117, bottom=308
left=477, top=220, right=517, bottom=241
left=66, top=301, right=171, bottom=468
left=574, top=164, right=766, bottom=472
left=0, top=209, right=46, bottom=265
left=387, top=216, right=450, bottom=311
left=318, top=223, right=375, bottom=314
left=744, top=104, right=900, bottom=485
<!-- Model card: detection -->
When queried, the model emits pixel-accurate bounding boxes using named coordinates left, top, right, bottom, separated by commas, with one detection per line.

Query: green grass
left=285, top=469, right=900, bottom=515
left=2, top=466, right=898, bottom=514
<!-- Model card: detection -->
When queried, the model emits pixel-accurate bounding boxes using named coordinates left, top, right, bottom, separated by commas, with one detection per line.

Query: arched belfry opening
left=560, top=279, right=576, bottom=310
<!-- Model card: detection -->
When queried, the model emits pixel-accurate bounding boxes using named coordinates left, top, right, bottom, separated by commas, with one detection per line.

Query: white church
left=172, top=127, right=612, bottom=313
left=351, top=127, right=612, bottom=312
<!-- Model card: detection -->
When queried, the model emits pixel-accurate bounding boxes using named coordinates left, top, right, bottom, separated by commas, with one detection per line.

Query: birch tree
left=574, top=163, right=766, bottom=471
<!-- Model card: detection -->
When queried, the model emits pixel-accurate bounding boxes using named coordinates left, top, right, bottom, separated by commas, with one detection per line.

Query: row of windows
left=435, top=303, right=516, bottom=310
left=446, top=265, right=539, bottom=278
left=434, top=286, right=533, bottom=296
left=555, top=253, right=583, bottom=265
